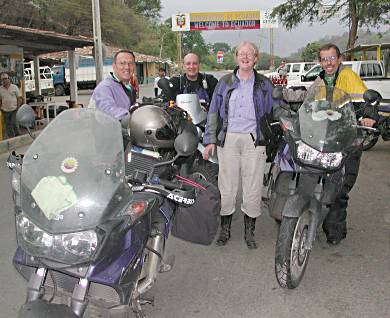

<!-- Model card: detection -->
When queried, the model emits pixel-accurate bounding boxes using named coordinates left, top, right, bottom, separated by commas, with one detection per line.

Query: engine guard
left=18, top=300, right=79, bottom=318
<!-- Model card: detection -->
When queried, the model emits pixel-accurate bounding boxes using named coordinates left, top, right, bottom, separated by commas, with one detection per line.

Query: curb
left=0, top=132, right=38, bottom=154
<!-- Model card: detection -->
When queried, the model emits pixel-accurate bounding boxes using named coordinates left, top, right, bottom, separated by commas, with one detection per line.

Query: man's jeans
left=1, top=109, right=20, bottom=138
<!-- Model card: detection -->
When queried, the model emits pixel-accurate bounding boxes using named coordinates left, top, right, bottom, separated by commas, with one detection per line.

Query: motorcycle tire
left=190, top=160, right=218, bottom=187
left=274, top=212, right=311, bottom=289
left=362, top=131, right=379, bottom=151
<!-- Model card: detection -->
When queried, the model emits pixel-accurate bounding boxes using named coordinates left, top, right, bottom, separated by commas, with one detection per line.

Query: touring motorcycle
left=9, top=104, right=202, bottom=317
left=264, top=86, right=377, bottom=289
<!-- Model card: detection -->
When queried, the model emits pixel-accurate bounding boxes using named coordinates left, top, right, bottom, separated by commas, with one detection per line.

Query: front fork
left=26, top=267, right=90, bottom=317
left=288, top=173, right=325, bottom=250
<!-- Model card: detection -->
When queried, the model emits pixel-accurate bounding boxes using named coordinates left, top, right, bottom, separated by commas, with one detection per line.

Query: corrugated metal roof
left=39, top=46, right=170, bottom=63
left=0, top=23, right=94, bottom=56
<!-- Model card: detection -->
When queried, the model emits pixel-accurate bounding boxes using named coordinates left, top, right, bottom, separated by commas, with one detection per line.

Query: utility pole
left=176, top=32, right=182, bottom=71
left=92, top=0, right=104, bottom=84
left=269, top=28, right=275, bottom=70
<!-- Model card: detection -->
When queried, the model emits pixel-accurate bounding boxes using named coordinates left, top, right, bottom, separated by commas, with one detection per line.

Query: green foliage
left=182, top=31, right=209, bottom=59
left=123, top=0, right=161, bottom=20
left=301, top=43, right=320, bottom=61
left=210, top=42, right=232, bottom=53
left=272, top=0, right=390, bottom=50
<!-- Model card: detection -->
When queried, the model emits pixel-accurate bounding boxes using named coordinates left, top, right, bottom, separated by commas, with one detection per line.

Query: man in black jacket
left=169, top=53, right=218, bottom=110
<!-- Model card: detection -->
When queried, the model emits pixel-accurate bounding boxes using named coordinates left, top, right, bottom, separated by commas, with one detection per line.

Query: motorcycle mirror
left=363, top=89, right=381, bottom=105
left=272, top=86, right=284, bottom=100
left=158, top=78, right=178, bottom=101
left=174, top=123, right=199, bottom=157
left=16, top=104, right=36, bottom=128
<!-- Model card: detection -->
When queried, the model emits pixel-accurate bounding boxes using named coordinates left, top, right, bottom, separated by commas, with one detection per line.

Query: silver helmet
left=130, top=105, right=176, bottom=150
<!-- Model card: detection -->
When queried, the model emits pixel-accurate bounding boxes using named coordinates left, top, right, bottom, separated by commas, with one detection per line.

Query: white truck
left=288, top=60, right=390, bottom=101
left=24, top=63, right=55, bottom=96
left=52, top=56, right=114, bottom=96
left=265, top=62, right=317, bottom=82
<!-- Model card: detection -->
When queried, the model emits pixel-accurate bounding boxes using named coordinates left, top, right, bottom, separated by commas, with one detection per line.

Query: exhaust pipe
left=137, top=234, right=164, bottom=295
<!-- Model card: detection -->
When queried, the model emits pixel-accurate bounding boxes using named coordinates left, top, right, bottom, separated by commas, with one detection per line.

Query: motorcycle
left=9, top=105, right=203, bottom=317
left=362, top=101, right=390, bottom=150
left=157, top=77, right=219, bottom=186
left=264, top=86, right=378, bottom=289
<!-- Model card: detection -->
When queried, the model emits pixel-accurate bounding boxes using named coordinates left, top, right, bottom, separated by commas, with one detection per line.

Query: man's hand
left=203, top=144, right=215, bottom=160
left=360, top=117, right=376, bottom=127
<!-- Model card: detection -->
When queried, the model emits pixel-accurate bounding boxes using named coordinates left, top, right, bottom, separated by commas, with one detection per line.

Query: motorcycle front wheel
left=362, top=131, right=379, bottom=151
left=275, top=211, right=311, bottom=289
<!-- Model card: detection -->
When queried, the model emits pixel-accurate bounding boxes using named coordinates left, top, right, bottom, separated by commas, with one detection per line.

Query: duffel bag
left=171, top=177, right=220, bottom=245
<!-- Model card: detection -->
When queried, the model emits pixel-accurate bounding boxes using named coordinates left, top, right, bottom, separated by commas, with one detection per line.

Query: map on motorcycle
left=31, top=175, right=77, bottom=220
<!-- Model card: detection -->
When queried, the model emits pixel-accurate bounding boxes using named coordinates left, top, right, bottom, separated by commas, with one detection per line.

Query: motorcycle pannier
left=171, top=178, right=220, bottom=245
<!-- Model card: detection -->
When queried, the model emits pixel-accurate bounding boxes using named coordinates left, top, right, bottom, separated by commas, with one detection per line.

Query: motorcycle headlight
left=16, top=214, right=98, bottom=264
left=11, top=170, right=21, bottom=193
left=296, top=141, right=343, bottom=169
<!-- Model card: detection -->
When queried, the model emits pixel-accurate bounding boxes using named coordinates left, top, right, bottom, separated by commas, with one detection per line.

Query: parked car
left=288, top=60, right=390, bottom=101
left=265, top=62, right=316, bottom=82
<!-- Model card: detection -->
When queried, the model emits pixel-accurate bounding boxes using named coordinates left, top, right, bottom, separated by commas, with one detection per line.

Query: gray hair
left=234, top=41, right=259, bottom=58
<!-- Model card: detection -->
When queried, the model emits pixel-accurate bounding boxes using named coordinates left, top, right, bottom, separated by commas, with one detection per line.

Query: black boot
left=244, top=215, right=257, bottom=249
left=216, top=215, right=232, bottom=246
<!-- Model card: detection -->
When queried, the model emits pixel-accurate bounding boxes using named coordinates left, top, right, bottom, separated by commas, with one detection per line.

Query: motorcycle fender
left=281, top=194, right=309, bottom=218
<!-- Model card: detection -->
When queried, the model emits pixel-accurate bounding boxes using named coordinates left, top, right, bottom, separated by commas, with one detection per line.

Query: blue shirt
left=227, top=72, right=256, bottom=133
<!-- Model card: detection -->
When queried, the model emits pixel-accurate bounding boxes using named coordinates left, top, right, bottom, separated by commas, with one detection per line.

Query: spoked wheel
left=275, top=211, right=311, bottom=289
left=362, top=131, right=379, bottom=151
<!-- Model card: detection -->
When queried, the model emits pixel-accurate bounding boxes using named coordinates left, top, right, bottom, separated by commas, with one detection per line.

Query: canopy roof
left=0, top=23, right=94, bottom=57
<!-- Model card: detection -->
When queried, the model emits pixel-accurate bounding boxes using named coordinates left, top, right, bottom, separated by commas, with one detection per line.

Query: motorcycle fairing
left=296, top=86, right=362, bottom=153
left=20, top=108, right=125, bottom=233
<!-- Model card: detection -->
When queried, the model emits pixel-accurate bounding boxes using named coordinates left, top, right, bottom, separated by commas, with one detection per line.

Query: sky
left=159, top=0, right=344, bottom=57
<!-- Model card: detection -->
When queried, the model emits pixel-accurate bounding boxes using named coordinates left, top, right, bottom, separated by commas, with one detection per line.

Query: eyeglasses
left=1, top=76, right=9, bottom=80
left=320, top=55, right=338, bottom=63
left=116, top=61, right=135, bottom=67
left=237, top=52, right=256, bottom=58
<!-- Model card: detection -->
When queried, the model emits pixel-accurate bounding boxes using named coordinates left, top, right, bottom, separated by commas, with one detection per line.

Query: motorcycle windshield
left=20, top=109, right=125, bottom=232
left=175, top=94, right=207, bottom=125
left=296, top=86, right=360, bottom=152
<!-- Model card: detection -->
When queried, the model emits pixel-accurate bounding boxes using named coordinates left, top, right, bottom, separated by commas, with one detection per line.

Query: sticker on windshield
left=312, top=110, right=341, bottom=122
left=61, top=157, right=79, bottom=173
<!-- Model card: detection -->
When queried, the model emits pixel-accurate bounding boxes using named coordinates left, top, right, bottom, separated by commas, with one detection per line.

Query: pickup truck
left=288, top=60, right=390, bottom=101
left=24, top=63, right=54, bottom=97
left=264, top=62, right=317, bottom=83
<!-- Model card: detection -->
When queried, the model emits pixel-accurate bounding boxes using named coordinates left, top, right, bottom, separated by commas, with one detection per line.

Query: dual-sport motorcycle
left=9, top=103, right=206, bottom=317
left=263, top=86, right=379, bottom=289
left=362, top=101, right=390, bottom=150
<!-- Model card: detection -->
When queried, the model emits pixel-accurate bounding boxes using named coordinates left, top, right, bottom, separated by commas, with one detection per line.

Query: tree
left=301, top=43, right=320, bottom=61
left=182, top=31, right=209, bottom=60
left=210, top=42, right=231, bottom=54
left=272, top=0, right=390, bottom=54
left=123, top=0, right=161, bottom=20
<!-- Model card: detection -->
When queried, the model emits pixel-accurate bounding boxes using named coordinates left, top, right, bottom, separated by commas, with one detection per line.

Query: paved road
left=0, top=73, right=389, bottom=317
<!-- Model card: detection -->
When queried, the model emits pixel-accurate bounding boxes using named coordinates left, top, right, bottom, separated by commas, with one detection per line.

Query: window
left=373, top=63, right=382, bottom=77
left=286, top=64, right=291, bottom=72
left=366, top=63, right=374, bottom=77
left=360, top=64, right=367, bottom=77
left=292, top=64, right=301, bottom=72
left=304, top=63, right=315, bottom=71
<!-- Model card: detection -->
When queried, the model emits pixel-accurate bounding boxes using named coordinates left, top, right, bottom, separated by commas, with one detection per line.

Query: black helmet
left=130, top=105, right=176, bottom=150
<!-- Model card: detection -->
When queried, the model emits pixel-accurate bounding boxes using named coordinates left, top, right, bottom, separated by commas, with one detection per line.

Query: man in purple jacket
left=88, top=49, right=137, bottom=119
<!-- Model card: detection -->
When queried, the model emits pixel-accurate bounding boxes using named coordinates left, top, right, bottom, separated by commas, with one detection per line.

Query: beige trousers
left=217, top=132, right=267, bottom=218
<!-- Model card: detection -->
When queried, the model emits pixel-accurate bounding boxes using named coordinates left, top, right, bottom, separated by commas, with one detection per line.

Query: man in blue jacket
left=203, top=41, right=275, bottom=249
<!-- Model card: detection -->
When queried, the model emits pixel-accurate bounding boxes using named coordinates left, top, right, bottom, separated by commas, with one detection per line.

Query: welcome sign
left=172, top=11, right=278, bottom=31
